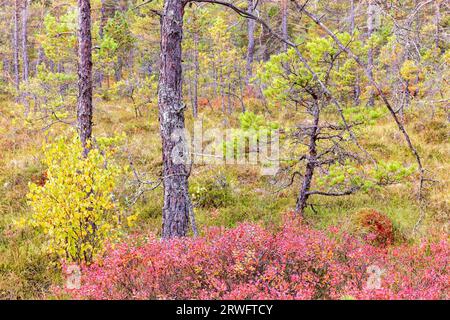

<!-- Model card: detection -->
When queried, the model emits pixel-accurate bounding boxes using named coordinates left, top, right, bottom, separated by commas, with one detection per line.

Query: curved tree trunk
left=158, top=0, right=191, bottom=239
left=77, top=0, right=93, bottom=157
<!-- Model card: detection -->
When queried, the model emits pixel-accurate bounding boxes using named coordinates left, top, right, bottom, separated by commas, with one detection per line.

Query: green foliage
left=103, top=11, right=135, bottom=57
left=371, top=161, right=416, bottom=185
left=238, top=111, right=278, bottom=131
left=190, top=172, right=233, bottom=208
left=94, top=34, right=119, bottom=77
left=39, top=11, right=77, bottom=64
left=23, top=64, right=77, bottom=121
left=222, top=111, right=278, bottom=159
left=26, top=133, right=133, bottom=264
left=317, top=160, right=415, bottom=193
left=342, top=106, right=384, bottom=125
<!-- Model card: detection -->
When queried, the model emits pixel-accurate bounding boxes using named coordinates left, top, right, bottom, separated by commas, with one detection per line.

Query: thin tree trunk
left=158, top=0, right=191, bottom=239
left=99, top=0, right=107, bottom=38
left=2, top=57, right=9, bottom=82
left=77, top=0, right=94, bottom=157
left=36, top=46, right=44, bottom=73
left=22, top=0, right=29, bottom=82
left=114, top=2, right=127, bottom=82
left=349, top=0, right=355, bottom=35
left=98, top=0, right=107, bottom=89
left=281, top=0, right=288, bottom=52
left=350, top=0, right=360, bottom=104
left=434, top=0, right=442, bottom=54
left=13, top=0, right=20, bottom=91
left=245, top=0, right=255, bottom=85
left=192, top=31, right=199, bottom=118
left=114, top=56, right=122, bottom=81
left=367, top=1, right=376, bottom=107
left=296, top=102, right=319, bottom=216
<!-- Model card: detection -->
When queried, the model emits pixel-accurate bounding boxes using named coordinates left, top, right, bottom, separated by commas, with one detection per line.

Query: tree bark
left=158, top=0, right=191, bottom=239
left=13, top=0, right=20, bottom=91
left=77, top=0, right=94, bottom=157
left=245, top=0, right=255, bottom=85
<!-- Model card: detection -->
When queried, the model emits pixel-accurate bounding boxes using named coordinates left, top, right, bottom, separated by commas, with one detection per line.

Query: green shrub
left=191, top=172, right=233, bottom=208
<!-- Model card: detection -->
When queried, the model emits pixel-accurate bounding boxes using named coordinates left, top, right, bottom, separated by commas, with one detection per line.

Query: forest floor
left=0, top=95, right=448, bottom=298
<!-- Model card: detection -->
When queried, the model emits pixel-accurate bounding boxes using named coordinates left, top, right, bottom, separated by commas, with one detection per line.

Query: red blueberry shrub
left=59, top=214, right=449, bottom=300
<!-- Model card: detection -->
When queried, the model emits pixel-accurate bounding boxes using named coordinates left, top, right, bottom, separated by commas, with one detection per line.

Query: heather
left=62, top=215, right=449, bottom=300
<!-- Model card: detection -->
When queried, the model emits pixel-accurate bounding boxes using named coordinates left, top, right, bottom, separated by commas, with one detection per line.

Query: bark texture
left=158, top=0, right=191, bottom=239
left=77, top=0, right=93, bottom=157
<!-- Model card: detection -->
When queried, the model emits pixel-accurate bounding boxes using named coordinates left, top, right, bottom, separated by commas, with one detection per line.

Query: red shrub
left=356, top=209, right=395, bottom=247
left=58, top=215, right=449, bottom=300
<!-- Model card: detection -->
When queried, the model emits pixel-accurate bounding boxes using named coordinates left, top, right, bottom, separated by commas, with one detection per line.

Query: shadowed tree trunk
left=245, top=0, right=255, bottom=85
left=158, top=0, right=191, bottom=238
left=77, top=0, right=93, bottom=157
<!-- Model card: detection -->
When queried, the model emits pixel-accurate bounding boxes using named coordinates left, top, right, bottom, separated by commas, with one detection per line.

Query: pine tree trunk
left=77, top=0, right=93, bottom=157
left=158, top=0, right=191, bottom=239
